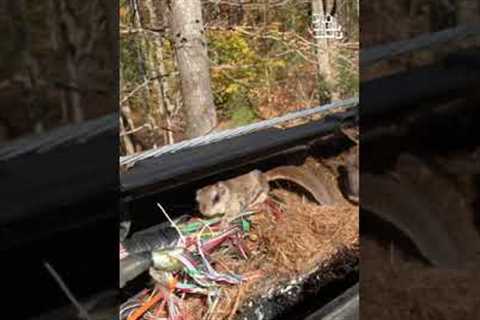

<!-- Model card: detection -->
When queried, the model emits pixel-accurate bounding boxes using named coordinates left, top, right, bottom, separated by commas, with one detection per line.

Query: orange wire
left=127, top=292, right=164, bottom=320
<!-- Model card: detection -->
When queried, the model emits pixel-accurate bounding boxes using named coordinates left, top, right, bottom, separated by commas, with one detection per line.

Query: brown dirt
left=361, top=237, right=480, bottom=320
left=185, top=189, right=359, bottom=320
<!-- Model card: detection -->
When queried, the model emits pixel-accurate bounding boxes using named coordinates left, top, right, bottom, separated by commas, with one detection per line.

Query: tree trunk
left=456, top=0, right=479, bottom=25
left=312, top=0, right=338, bottom=102
left=144, top=0, right=174, bottom=144
left=170, top=0, right=217, bottom=138
left=56, top=0, right=84, bottom=123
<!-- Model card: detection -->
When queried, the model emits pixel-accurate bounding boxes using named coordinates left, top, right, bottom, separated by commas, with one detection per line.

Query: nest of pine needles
left=184, top=188, right=359, bottom=320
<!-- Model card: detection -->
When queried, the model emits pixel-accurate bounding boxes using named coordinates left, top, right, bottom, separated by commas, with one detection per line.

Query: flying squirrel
left=196, top=164, right=336, bottom=221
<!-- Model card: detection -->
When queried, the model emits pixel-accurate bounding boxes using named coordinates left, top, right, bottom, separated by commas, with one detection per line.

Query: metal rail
left=0, top=113, right=117, bottom=161
left=120, top=97, right=359, bottom=167
left=361, top=24, right=480, bottom=67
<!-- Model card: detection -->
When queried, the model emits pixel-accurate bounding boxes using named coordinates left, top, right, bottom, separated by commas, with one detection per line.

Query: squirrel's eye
left=213, top=194, right=220, bottom=203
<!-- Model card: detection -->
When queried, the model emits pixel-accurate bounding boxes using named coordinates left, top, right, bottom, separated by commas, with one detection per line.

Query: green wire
left=241, top=219, right=251, bottom=232
left=179, top=217, right=221, bottom=234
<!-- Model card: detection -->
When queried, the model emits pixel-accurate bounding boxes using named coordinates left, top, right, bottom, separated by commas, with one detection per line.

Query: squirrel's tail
left=265, top=165, right=335, bottom=205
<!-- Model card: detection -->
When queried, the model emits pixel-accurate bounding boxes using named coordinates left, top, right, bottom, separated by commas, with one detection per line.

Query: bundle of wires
left=120, top=286, right=186, bottom=320
left=121, top=210, right=256, bottom=320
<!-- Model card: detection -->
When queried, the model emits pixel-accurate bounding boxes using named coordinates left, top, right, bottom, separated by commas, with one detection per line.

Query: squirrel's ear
left=195, top=189, right=202, bottom=201
left=217, top=182, right=228, bottom=194
left=250, top=170, right=262, bottom=178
